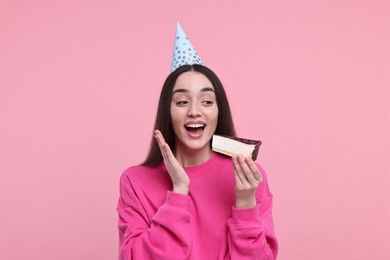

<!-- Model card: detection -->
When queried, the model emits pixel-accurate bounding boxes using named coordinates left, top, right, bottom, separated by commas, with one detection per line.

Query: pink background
left=1, top=0, right=389, bottom=259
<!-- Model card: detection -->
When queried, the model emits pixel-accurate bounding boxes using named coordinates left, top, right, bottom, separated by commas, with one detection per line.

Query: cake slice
left=211, top=135, right=262, bottom=160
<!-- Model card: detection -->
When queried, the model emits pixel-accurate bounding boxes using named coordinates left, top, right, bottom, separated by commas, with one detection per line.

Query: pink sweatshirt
left=117, top=152, right=278, bottom=259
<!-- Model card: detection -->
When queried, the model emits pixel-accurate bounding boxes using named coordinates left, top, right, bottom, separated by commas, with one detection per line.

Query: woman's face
left=170, top=71, right=218, bottom=154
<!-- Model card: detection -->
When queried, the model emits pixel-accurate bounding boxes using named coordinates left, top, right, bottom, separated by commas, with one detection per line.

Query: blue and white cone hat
left=171, top=23, right=203, bottom=72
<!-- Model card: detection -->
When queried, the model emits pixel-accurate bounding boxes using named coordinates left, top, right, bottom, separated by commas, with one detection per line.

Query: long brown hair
left=141, top=64, right=236, bottom=166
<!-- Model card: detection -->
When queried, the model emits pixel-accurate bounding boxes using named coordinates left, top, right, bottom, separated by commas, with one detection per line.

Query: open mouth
left=185, top=123, right=206, bottom=136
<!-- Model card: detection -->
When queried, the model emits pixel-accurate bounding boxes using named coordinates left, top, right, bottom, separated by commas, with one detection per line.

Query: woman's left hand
left=232, top=154, right=263, bottom=208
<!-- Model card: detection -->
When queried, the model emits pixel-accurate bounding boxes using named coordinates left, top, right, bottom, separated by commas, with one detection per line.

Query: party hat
left=171, top=23, right=203, bottom=72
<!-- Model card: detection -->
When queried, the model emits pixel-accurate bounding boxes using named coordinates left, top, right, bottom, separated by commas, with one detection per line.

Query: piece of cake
left=211, top=135, right=262, bottom=160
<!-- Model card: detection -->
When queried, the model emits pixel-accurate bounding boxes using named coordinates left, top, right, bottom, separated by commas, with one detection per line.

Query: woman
left=117, top=64, right=278, bottom=259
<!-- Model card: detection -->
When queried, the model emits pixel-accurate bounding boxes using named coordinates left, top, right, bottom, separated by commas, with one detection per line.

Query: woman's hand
left=232, top=154, right=263, bottom=208
left=154, top=130, right=190, bottom=195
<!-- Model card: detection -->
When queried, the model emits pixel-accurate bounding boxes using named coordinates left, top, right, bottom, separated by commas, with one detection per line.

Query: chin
left=178, top=136, right=213, bottom=152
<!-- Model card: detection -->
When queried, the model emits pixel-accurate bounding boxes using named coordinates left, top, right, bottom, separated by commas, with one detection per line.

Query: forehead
left=173, top=71, right=214, bottom=92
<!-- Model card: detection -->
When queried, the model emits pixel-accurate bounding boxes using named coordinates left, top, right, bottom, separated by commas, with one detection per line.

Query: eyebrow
left=172, top=87, right=215, bottom=94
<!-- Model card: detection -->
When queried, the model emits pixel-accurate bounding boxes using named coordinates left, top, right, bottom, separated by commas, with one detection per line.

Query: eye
left=202, top=100, right=214, bottom=106
left=176, top=100, right=189, bottom=106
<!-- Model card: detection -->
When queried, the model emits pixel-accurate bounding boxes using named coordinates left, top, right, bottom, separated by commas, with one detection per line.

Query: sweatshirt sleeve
left=117, top=173, right=192, bottom=260
left=227, top=166, right=278, bottom=260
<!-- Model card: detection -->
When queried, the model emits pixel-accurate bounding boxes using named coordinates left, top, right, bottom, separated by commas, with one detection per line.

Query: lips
left=184, top=121, right=206, bottom=138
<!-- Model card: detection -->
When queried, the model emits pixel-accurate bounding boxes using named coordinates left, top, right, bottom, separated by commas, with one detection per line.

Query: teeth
left=186, top=124, right=205, bottom=128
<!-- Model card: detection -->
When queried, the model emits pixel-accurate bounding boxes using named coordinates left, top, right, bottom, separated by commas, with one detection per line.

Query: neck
left=174, top=145, right=213, bottom=167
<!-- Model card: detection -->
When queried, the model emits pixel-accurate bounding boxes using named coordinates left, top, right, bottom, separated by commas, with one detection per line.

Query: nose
left=187, top=102, right=202, bottom=117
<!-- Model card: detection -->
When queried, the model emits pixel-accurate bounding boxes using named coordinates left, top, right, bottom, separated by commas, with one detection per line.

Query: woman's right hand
left=154, top=129, right=190, bottom=195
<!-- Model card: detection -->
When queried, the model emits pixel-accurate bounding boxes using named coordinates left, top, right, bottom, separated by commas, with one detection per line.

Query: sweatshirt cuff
left=231, top=205, right=261, bottom=224
left=165, top=191, right=191, bottom=210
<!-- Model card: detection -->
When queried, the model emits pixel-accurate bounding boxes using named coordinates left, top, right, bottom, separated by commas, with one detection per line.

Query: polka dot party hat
left=171, top=23, right=203, bottom=72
